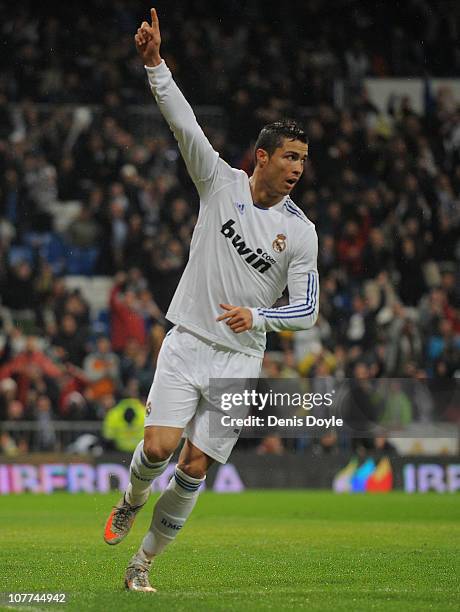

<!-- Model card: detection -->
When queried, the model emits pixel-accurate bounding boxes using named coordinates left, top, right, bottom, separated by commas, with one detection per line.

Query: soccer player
left=103, top=8, right=319, bottom=592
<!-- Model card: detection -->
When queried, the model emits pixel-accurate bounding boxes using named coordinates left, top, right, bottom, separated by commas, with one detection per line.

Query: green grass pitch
left=1, top=491, right=459, bottom=611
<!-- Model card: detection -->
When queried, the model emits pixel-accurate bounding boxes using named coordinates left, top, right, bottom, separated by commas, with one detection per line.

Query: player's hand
left=135, top=8, right=162, bottom=67
left=216, top=303, right=253, bottom=334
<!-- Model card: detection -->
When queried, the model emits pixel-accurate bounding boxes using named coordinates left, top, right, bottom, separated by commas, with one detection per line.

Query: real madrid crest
left=272, top=233, right=287, bottom=253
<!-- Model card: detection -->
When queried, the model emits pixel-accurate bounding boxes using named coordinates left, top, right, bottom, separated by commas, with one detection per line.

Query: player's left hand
left=216, top=303, right=253, bottom=333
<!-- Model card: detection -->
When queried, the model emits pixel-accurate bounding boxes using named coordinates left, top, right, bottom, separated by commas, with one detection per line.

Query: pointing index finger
left=151, top=7, right=159, bottom=25
left=216, top=311, right=236, bottom=322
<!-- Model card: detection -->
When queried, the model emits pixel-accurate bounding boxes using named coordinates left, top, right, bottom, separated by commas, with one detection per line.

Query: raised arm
left=135, top=9, right=220, bottom=198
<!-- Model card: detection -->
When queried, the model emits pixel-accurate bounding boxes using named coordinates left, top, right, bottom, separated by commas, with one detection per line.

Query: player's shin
left=127, top=440, right=171, bottom=506
left=140, top=466, right=205, bottom=558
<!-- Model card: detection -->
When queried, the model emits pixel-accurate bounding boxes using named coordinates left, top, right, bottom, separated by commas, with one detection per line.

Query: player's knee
left=143, top=440, right=173, bottom=463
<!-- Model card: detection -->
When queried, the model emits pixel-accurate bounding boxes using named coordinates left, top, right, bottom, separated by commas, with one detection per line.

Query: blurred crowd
left=2, top=0, right=460, bottom=107
left=0, top=1, right=459, bottom=455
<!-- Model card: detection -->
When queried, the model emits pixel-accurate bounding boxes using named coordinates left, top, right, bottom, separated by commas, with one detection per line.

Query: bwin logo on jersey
left=220, top=219, right=275, bottom=274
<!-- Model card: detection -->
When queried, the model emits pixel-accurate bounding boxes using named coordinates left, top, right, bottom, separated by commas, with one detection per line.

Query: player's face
left=259, top=139, right=308, bottom=197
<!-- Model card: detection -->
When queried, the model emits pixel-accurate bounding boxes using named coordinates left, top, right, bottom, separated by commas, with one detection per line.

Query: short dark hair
left=254, top=119, right=308, bottom=158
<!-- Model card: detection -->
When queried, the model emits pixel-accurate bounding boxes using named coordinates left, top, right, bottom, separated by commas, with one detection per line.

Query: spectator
left=0, top=377, right=18, bottom=420
left=66, top=205, right=101, bottom=249
left=124, top=346, right=154, bottom=399
left=362, top=228, right=391, bottom=280
left=385, top=304, right=423, bottom=375
left=379, top=381, right=413, bottom=428
left=345, top=362, right=380, bottom=454
left=102, top=397, right=145, bottom=452
left=109, top=273, right=147, bottom=351
left=34, top=394, right=57, bottom=451
left=395, top=238, right=426, bottom=306
left=83, top=335, right=120, bottom=400
left=1, top=261, right=37, bottom=315
left=62, top=291, right=90, bottom=331
left=0, top=336, right=62, bottom=405
left=52, top=313, right=88, bottom=366
left=337, top=220, right=368, bottom=277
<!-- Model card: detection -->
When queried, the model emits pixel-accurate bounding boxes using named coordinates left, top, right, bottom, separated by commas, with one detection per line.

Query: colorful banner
left=0, top=453, right=459, bottom=494
left=333, top=457, right=393, bottom=493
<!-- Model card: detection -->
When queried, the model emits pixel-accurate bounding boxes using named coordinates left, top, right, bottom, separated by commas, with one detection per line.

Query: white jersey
left=146, top=61, right=319, bottom=358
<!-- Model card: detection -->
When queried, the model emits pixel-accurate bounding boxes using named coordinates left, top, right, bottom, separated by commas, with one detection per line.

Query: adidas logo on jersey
left=220, top=219, right=276, bottom=274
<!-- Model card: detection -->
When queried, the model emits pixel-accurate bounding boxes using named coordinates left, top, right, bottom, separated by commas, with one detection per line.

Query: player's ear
left=255, top=148, right=269, bottom=167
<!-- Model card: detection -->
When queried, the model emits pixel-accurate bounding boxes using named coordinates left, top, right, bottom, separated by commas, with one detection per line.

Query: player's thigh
left=145, top=327, right=200, bottom=429
left=185, top=394, right=239, bottom=464
left=188, top=350, right=263, bottom=464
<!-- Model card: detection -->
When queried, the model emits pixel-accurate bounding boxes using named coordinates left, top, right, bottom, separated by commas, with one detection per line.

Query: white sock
left=126, top=441, right=171, bottom=506
left=141, top=466, right=205, bottom=558
left=128, top=547, right=152, bottom=571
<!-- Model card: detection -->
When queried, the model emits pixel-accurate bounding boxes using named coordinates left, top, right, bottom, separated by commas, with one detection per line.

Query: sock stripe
left=140, top=451, right=167, bottom=470
left=131, top=468, right=153, bottom=482
left=174, top=472, right=202, bottom=491
left=174, top=475, right=201, bottom=491
left=175, top=471, right=202, bottom=487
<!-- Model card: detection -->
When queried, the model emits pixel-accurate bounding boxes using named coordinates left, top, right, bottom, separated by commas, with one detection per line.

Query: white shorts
left=145, top=326, right=262, bottom=463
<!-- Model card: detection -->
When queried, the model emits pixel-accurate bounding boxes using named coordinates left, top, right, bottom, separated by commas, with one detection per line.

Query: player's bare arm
left=135, top=8, right=162, bottom=67
left=216, top=304, right=253, bottom=334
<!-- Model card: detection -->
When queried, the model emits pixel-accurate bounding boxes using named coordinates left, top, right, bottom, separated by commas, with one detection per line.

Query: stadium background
left=1, top=2, right=459, bottom=611
left=0, top=0, right=459, bottom=493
